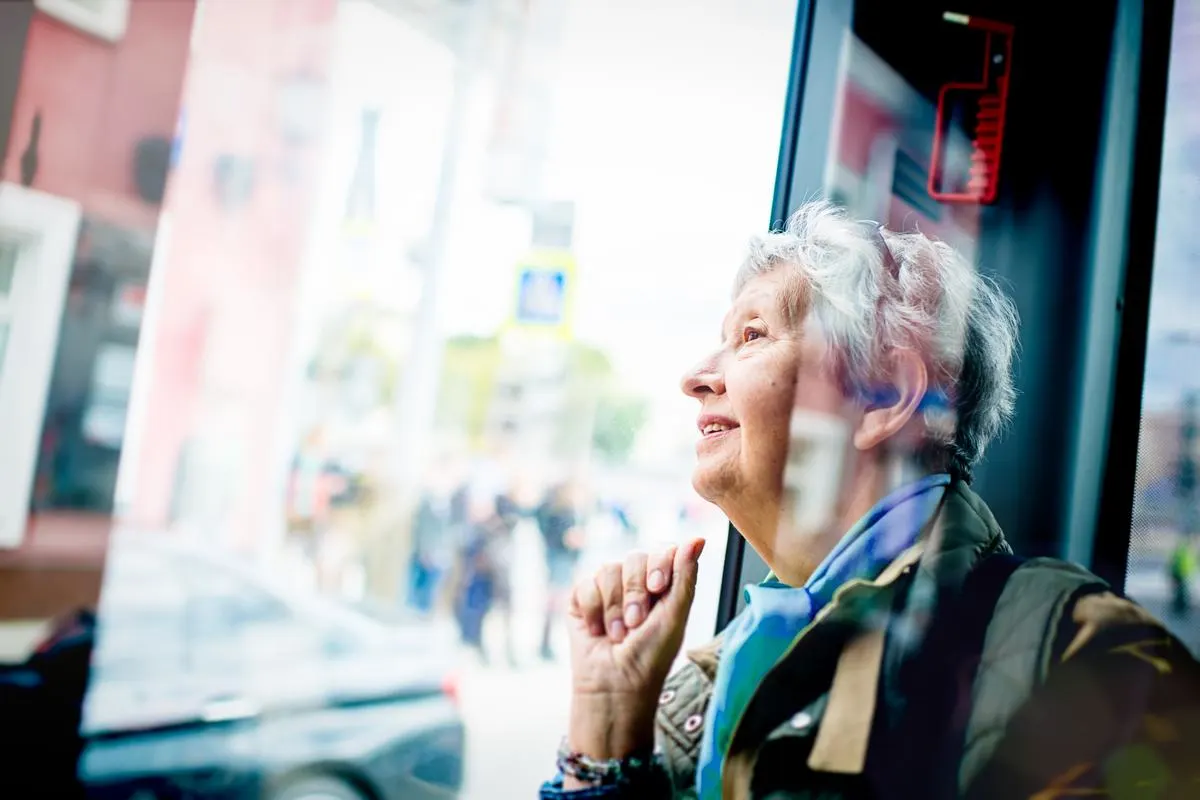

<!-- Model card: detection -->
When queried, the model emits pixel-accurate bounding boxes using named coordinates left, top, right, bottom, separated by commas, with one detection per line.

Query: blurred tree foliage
left=307, top=302, right=403, bottom=410
left=436, top=335, right=503, bottom=446
left=437, top=334, right=648, bottom=462
left=590, top=393, right=650, bottom=463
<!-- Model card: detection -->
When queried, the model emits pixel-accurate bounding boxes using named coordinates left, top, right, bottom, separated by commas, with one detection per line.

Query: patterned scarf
left=695, top=473, right=951, bottom=800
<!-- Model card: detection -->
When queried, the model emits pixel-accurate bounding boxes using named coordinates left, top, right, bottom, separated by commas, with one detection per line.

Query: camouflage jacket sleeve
left=653, top=637, right=721, bottom=798
left=965, top=591, right=1200, bottom=799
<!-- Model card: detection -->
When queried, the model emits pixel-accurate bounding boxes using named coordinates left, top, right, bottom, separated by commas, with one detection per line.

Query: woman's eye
left=742, top=327, right=764, bottom=343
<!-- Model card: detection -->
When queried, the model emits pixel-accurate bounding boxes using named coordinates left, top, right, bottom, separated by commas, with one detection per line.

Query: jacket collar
left=722, top=479, right=1010, bottom=797
left=806, top=480, right=1009, bottom=774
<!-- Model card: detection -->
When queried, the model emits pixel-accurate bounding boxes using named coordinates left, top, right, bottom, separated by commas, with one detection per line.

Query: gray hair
left=734, top=200, right=1019, bottom=478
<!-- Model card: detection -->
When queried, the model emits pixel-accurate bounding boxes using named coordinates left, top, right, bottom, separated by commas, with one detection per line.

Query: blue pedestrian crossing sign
left=509, top=247, right=576, bottom=340
left=518, top=268, right=565, bottom=323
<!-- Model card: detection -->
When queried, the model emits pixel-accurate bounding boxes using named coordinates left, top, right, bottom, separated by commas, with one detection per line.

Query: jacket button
left=790, top=711, right=813, bottom=731
left=659, top=689, right=676, bottom=705
left=683, top=714, right=704, bottom=733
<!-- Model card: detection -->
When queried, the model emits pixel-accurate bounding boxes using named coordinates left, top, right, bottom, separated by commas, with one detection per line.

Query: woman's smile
left=696, top=413, right=739, bottom=451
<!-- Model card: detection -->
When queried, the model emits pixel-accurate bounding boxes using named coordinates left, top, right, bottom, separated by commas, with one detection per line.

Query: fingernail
left=589, top=621, right=605, bottom=637
left=692, top=538, right=706, bottom=559
left=609, top=619, right=626, bottom=642
left=624, top=603, right=644, bottom=628
left=647, top=570, right=665, bottom=592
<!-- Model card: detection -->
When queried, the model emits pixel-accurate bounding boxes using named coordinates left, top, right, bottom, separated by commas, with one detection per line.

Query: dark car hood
left=80, top=621, right=460, bottom=737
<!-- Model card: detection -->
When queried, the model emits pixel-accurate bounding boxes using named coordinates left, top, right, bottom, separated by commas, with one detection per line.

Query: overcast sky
left=320, top=0, right=1200, bottom=426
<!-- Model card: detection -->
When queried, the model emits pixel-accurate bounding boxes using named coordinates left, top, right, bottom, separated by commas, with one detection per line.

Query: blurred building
left=0, top=0, right=196, bottom=618
left=121, top=0, right=339, bottom=553
left=0, top=0, right=576, bottom=618
left=1137, top=409, right=1185, bottom=496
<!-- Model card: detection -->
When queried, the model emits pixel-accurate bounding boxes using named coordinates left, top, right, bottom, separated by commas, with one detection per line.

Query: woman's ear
left=853, top=349, right=928, bottom=451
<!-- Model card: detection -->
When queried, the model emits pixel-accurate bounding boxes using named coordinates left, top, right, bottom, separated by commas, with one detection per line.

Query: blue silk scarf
left=695, top=474, right=951, bottom=799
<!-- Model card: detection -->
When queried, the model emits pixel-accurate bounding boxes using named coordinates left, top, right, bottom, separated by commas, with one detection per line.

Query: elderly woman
left=540, top=202, right=1198, bottom=799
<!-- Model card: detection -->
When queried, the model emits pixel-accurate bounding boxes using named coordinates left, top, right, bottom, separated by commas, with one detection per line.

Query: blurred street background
left=1, top=0, right=1199, bottom=798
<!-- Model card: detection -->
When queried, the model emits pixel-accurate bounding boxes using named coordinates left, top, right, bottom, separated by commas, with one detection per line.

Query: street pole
left=384, top=0, right=494, bottom=600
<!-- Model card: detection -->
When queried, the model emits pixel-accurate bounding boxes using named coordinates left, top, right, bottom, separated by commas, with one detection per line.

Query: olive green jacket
left=652, top=481, right=1198, bottom=799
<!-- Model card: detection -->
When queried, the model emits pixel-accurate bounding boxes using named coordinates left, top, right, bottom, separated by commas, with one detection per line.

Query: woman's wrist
left=566, top=692, right=657, bottom=763
left=562, top=697, right=657, bottom=791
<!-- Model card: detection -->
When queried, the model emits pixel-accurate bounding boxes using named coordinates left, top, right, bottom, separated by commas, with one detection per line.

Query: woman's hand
left=563, top=537, right=706, bottom=769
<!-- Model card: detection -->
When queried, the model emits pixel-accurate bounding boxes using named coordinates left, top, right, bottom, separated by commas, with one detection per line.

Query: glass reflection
left=1128, top=0, right=1200, bottom=655
left=0, top=0, right=797, bottom=796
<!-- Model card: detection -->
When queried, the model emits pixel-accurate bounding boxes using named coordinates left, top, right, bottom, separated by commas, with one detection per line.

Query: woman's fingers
left=664, top=537, right=704, bottom=615
left=596, top=562, right=627, bottom=643
left=569, top=574, right=605, bottom=638
left=646, top=545, right=677, bottom=595
left=568, top=542, right=692, bottom=645
left=621, top=552, right=649, bottom=630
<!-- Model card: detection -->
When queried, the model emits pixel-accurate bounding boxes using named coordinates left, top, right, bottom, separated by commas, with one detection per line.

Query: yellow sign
left=504, top=247, right=576, bottom=341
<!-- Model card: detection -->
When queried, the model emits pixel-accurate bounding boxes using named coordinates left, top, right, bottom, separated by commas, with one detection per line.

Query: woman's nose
left=681, top=356, right=725, bottom=398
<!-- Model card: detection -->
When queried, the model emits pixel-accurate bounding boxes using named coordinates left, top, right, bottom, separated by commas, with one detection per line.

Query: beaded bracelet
left=555, top=738, right=659, bottom=786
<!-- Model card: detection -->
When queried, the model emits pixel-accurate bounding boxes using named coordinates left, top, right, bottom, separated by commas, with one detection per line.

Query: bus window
left=0, top=0, right=800, bottom=796
left=725, top=0, right=1175, bottom=616
left=1126, top=0, right=1200, bottom=654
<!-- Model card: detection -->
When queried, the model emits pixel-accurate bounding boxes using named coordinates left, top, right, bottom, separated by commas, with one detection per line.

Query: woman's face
left=681, top=270, right=850, bottom=538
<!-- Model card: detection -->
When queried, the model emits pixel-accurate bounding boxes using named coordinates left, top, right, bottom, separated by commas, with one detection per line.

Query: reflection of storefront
left=0, top=184, right=81, bottom=548
left=0, top=0, right=197, bottom=618
left=122, top=0, right=338, bottom=553
left=828, top=36, right=982, bottom=253
left=33, top=221, right=152, bottom=514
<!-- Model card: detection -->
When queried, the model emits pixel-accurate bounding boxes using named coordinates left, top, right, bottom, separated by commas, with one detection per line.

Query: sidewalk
left=457, top=657, right=570, bottom=799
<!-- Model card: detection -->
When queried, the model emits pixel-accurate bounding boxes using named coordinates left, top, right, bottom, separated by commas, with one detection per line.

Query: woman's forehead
left=723, top=272, right=796, bottom=329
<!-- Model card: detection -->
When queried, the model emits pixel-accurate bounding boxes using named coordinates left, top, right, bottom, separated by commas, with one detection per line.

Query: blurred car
left=0, top=608, right=94, bottom=799
left=73, top=536, right=464, bottom=800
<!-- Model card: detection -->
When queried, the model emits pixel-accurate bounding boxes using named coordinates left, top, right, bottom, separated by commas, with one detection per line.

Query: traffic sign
left=508, top=247, right=575, bottom=340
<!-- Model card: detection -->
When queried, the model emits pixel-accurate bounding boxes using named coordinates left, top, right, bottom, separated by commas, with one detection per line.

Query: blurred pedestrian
left=489, top=488, right=523, bottom=665
left=535, top=480, right=586, bottom=661
left=454, top=492, right=520, bottom=665
left=285, top=426, right=347, bottom=588
left=1169, top=537, right=1196, bottom=616
left=407, top=481, right=467, bottom=615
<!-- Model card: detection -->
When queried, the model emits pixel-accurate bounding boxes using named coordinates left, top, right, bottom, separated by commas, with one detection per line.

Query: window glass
left=1127, top=1, right=1200, bottom=654
left=0, top=0, right=797, bottom=795
left=731, top=1, right=1164, bottom=609
left=0, top=241, right=15, bottom=373
left=84, top=547, right=196, bottom=733
left=91, top=547, right=189, bottom=679
left=0, top=241, right=15, bottom=296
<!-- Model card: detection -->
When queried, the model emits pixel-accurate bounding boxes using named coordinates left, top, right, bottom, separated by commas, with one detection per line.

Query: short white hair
left=734, top=200, right=1020, bottom=478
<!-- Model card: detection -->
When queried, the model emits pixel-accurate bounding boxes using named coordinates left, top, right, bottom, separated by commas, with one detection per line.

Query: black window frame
left=716, top=0, right=1177, bottom=633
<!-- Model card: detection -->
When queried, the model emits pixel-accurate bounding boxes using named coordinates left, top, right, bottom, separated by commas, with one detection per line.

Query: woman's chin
left=690, top=467, right=727, bottom=506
